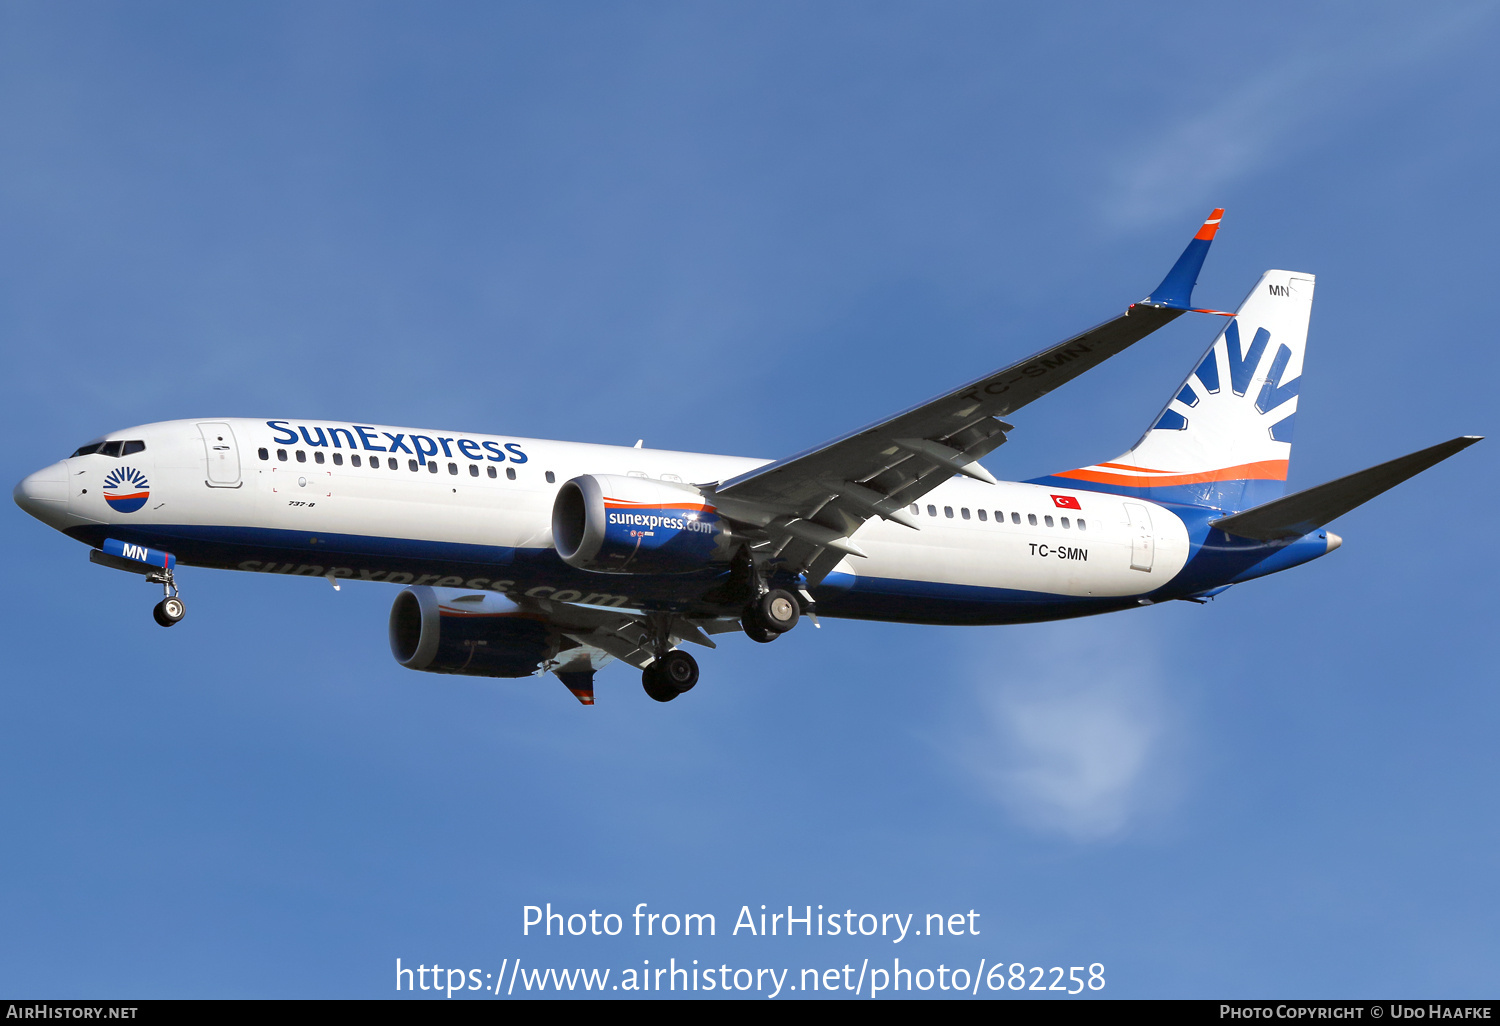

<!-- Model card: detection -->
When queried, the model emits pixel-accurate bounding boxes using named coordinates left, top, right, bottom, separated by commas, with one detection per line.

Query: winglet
left=1142, top=208, right=1224, bottom=311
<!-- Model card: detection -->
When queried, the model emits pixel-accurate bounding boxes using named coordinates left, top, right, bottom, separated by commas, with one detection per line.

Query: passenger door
left=199, top=422, right=242, bottom=487
left=1124, top=502, right=1155, bottom=572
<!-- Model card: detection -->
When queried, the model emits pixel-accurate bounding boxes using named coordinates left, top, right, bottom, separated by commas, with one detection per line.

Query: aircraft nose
left=14, top=462, right=69, bottom=520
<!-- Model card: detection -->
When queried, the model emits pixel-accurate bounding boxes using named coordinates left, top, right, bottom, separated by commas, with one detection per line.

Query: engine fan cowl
left=389, top=586, right=551, bottom=678
left=552, top=474, right=735, bottom=574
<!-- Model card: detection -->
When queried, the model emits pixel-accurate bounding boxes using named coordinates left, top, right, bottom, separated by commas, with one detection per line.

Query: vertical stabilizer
left=1037, top=270, right=1314, bottom=511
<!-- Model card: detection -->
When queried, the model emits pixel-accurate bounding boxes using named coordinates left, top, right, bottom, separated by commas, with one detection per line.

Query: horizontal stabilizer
left=1210, top=436, right=1482, bottom=541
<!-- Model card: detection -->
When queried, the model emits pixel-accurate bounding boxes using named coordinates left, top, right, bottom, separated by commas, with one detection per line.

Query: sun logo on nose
left=102, top=466, right=150, bottom=513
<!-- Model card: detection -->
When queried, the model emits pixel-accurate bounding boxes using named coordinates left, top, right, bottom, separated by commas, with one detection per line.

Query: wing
left=706, top=209, right=1227, bottom=583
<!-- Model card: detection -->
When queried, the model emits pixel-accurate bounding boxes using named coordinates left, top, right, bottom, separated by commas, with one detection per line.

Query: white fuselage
left=22, top=417, right=1193, bottom=622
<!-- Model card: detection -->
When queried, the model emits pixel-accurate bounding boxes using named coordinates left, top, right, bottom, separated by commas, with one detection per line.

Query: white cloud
left=950, top=617, right=1180, bottom=842
left=1105, top=5, right=1493, bottom=228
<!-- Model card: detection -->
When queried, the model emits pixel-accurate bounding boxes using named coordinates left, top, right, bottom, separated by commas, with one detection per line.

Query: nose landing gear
left=147, top=567, right=184, bottom=628
left=153, top=594, right=185, bottom=627
left=89, top=544, right=187, bottom=628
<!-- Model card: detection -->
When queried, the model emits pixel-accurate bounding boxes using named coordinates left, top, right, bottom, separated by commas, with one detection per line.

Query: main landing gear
left=742, top=587, right=800, bottom=643
left=642, top=650, right=699, bottom=703
left=148, top=567, right=185, bottom=628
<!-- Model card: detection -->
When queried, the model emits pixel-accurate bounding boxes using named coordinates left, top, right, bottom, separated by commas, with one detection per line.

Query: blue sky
left=2, top=1, right=1497, bottom=998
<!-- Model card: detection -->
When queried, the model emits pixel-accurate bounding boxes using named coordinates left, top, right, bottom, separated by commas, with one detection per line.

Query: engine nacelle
left=552, top=474, right=735, bottom=574
left=389, top=586, right=550, bottom=678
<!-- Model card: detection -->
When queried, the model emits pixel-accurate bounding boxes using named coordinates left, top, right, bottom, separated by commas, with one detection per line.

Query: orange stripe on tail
left=1056, top=459, right=1288, bottom=489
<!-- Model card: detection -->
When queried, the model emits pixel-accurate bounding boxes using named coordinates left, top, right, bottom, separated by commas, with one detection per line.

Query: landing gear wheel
left=642, top=667, right=679, bottom=703
left=743, top=621, right=779, bottom=643
left=643, top=656, right=696, bottom=702
left=153, top=596, right=185, bottom=627
left=751, top=588, right=800, bottom=634
left=656, top=650, right=699, bottom=693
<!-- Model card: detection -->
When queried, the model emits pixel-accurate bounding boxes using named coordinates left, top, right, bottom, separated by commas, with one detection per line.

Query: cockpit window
left=72, top=439, right=145, bottom=458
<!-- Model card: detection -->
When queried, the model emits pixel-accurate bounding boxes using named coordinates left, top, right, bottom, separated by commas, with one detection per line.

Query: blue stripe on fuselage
left=1149, top=503, right=1333, bottom=599
left=813, top=571, right=1141, bottom=625
left=64, top=512, right=1329, bottom=625
left=64, top=522, right=1157, bottom=625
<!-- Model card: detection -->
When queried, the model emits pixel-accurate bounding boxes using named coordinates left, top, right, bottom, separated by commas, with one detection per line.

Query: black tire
left=756, top=589, right=800, bottom=633
left=743, top=620, right=779, bottom=643
left=153, top=597, right=184, bottom=627
left=642, top=665, right=679, bottom=703
left=657, top=650, right=699, bottom=693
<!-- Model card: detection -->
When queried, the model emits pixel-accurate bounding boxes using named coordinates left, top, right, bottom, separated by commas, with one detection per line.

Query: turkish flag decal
left=1051, top=494, right=1082, bottom=510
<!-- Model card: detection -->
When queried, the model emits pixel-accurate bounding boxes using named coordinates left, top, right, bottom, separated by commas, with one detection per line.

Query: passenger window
left=506, top=467, right=517, bottom=481
left=1077, top=519, right=1086, bottom=531
left=258, top=447, right=269, bottom=461
left=961, top=508, right=970, bottom=520
left=927, top=504, right=937, bottom=517
left=546, top=471, right=556, bottom=484
left=333, top=453, right=343, bottom=466
left=277, top=449, right=288, bottom=462
left=409, top=459, right=419, bottom=472
left=428, top=461, right=438, bottom=474
left=1044, top=515, right=1054, bottom=527
left=910, top=504, right=919, bottom=515
left=994, top=511, right=1004, bottom=523
left=944, top=506, right=954, bottom=518
left=977, top=509, right=987, bottom=521
left=314, top=451, right=325, bottom=464
left=487, top=466, right=497, bottom=479
left=1061, top=517, right=1070, bottom=529
left=388, top=458, right=399, bottom=470
left=1011, top=512, right=1021, bottom=524
left=469, top=464, right=478, bottom=477
left=449, top=463, right=458, bottom=475
left=351, top=454, right=362, bottom=467
left=296, top=450, right=306, bottom=463
left=1028, top=514, right=1037, bottom=526
left=122, top=440, right=146, bottom=455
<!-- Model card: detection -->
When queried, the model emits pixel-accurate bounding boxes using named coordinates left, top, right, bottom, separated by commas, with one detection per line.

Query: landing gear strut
left=148, top=567, right=184, bottom=627
left=642, top=650, right=699, bottom=703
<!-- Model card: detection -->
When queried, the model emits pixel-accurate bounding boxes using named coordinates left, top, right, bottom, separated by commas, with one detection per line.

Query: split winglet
left=1141, top=208, right=1225, bottom=312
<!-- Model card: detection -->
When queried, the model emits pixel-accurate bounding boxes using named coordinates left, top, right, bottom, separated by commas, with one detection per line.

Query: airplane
left=12, top=210, right=1481, bottom=706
